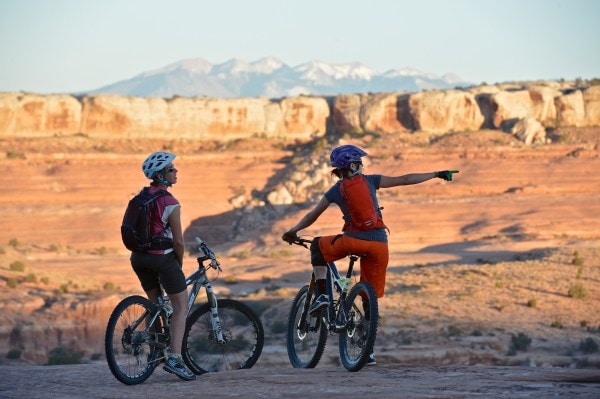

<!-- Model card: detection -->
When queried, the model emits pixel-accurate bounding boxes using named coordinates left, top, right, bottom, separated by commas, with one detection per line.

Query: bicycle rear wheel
left=105, top=295, right=163, bottom=385
left=286, top=285, right=328, bottom=368
left=339, top=282, right=378, bottom=372
left=183, top=299, right=264, bottom=374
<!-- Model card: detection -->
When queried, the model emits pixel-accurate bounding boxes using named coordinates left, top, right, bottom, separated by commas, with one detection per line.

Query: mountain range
left=85, top=57, right=471, bottom=99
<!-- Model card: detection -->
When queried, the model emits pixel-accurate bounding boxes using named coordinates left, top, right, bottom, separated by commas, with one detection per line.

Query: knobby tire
left=339, top=282, right=378, bottom=372
left=183, top=299, right=264, bottom=374
left=286, top=285, right=328, bottom=368
left=105, top=295, right=163, bottom=385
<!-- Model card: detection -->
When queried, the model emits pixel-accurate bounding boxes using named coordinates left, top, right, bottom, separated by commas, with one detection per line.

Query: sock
left=316, top=279, right=326, bottom=296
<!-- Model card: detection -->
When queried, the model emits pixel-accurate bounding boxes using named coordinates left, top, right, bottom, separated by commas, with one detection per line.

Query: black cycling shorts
left=130, top=251, right=186, bottom=295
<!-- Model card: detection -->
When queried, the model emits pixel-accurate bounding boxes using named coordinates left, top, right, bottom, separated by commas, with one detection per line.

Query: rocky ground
left=0, top=128, right=599, bottom=395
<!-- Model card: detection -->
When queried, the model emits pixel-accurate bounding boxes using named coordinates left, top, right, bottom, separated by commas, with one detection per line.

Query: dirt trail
left=1, top=363, right=598, bottom=399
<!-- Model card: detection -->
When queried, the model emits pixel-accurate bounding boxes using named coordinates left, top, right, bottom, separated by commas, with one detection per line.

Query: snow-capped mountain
left=85, top=57, right=471, bottom=99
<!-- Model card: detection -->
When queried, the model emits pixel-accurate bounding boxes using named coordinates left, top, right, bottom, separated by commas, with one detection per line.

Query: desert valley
left=0, top=83, right=599, bottom=397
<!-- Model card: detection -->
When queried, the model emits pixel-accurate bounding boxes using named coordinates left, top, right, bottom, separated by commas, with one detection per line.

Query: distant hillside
left=84, top=57, right=470, bottom=98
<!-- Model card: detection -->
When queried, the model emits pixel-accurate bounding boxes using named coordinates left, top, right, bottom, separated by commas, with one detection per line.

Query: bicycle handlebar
left=195, top=237, right=222, bottom=271
left=283, top=237, right=312, bottom=249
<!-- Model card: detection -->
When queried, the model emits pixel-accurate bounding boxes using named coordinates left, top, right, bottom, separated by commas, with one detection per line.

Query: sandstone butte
left=0, top=82, right=599, bottom=142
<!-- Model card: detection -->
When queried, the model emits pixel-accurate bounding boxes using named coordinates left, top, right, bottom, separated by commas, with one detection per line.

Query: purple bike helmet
left=329, top=145, right=368, bottom=169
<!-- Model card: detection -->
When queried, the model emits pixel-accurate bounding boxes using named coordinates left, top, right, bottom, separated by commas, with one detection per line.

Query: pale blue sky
left=1, top=0, right=598, bottom=94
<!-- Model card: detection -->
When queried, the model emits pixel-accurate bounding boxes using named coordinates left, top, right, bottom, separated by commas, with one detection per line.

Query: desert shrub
left=6, top=150, right=26, bottom=160
left=8, top=238, right=19, bottom=247
left=572, top=251, right=584, bottom=266
left=222, top=276, right=238, bottom=285
left=92, top=144, right=112, bottom=153
left=261, top=275, right=272, bottom=283
left=46, top=347, right=83, bottom=365
left=40, top=276, right=50, bottom=285
left=6, top=348, right=22, bottom=360
left=267, top=249, right=292, bottom=259
left=247, top=301, right=270, bottom=317
left=550, top=320, right=564, bottom=329
left=0, top=246, right=5, bottom=254
left=579, top=338, right=599, bottom=354
left=231, top=250, right=250, bottom=259
left=526, top=298, right=537, bottom=308
left=441, top=325, right=462, bottom=337
left=103, top=281, right=118, bottom=292
left=510, top=332, right=532, bottom=352
left=568, top=283, right=588, bottom=299
left=6, top=278, right=19, bottom=288
left=271, top=320, right=286, bottom=334
left=9, top=261, right=25, bottom=272
left=24, top=273, right=37, bottom=283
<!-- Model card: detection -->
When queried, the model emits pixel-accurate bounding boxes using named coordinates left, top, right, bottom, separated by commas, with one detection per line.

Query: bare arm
left=168, top=205, right=185, bottom=266
left=380, top=172, right=437, bottom=188
left=286, top=196, right=331, bottom=234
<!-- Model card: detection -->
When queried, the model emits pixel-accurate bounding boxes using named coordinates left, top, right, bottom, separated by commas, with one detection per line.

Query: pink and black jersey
left=146, top=185, right=180, bottom=255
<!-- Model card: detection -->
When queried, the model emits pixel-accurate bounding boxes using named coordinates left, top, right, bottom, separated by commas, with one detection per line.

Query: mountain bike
left=284, top=237, right=378, bottom=372
left=105, top=238, right=265, bottom=385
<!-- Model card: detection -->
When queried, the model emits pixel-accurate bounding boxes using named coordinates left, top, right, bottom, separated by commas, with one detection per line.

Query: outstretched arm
left=380, top=170, right=459, bottom=188
left=380, top=172, right=435, bottom=188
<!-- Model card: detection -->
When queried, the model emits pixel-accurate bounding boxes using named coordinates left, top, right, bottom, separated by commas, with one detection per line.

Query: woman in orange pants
left=282, top=144, right=458, bottom=364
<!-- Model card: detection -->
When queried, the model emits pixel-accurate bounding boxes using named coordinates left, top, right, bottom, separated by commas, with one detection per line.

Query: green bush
left=271, top=320, right=286, bottom=334
left=6, top=348, right=22, bottom=359
left=9, top=261, right=25, bottom=272
left=579, top=338, right=599, bottom=354
left=510, top=332, right=532, bottom=352
left=572, top=251, right=584, bottom=266
left=568, top=283, right=588, bottom=299
left=46, top=347, right=83, bottom=365
left=6, top=278, right=19, bottom=288
left=103, top=281, right=118, bottom=292
left=6, top=150, right=26, bottom=160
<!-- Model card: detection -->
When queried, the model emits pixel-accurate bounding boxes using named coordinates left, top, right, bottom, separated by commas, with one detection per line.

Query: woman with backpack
left=282, top=144, right=458, bottom=364
left=128, top=151, right=196, bottom=381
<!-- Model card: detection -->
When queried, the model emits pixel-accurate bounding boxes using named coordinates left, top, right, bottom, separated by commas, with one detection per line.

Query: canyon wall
left=1, top=83, right=599, bottom=142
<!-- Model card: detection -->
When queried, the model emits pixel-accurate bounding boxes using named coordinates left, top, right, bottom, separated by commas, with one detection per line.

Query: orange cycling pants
left=317, top=235, right=389, bottom=298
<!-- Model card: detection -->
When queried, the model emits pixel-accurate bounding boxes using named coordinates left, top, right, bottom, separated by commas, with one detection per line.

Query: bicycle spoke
left=183, top=299, right=264, bottom=374
left=105, top=295, right=161, bottom=385
left=286, top=286, right=328, bottom=368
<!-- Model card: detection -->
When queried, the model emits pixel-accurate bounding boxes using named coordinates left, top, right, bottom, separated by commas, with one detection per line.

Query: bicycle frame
left=183, top=257, right=226, bottom=344
left=301, top=254, right=360, bottom=334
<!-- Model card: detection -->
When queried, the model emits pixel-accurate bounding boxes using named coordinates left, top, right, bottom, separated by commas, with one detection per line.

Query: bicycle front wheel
left=105, top=295, right=161, bottom=385
left=286, top=285, right=328, bottom=368
left=339, top=282, right=378, bottom=372
left=183, top=299, right=264, bottom=374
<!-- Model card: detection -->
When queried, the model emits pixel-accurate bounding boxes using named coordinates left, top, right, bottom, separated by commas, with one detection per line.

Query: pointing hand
left=435, top=170, right=459, bottom=181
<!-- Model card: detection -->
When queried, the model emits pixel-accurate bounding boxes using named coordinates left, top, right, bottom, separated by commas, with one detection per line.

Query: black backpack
left=121, top=187, right=173, bottom=252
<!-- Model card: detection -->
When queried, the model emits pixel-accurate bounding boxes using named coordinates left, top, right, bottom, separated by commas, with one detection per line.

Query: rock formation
left=1, top=83, right=599, bottom=143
